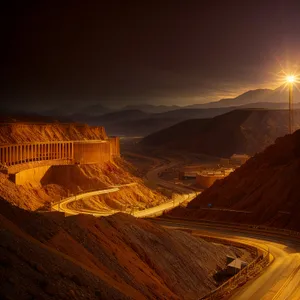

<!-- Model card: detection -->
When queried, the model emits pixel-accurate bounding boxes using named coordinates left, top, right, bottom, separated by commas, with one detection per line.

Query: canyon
left=0, top=121, right=248, bottom=300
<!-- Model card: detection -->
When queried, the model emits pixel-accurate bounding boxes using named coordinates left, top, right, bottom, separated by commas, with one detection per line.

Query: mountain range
left=141, top=109, right=300, bottom=157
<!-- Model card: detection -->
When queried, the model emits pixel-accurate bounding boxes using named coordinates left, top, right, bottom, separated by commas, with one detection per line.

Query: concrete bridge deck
left=0, top=138, right=120, bottom=175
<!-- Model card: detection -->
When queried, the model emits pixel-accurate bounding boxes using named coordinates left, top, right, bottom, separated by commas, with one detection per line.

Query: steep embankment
left=0, top=199, right=250, bottom=300
left=0, top=159, right=166, bottom=211
left=142, top=109, right=300, bottom=157
left=0, top=123, right=167, bottom=211
left=0, top=123, right=107, bottom=144
left=171, top=130, right=300, bottom=230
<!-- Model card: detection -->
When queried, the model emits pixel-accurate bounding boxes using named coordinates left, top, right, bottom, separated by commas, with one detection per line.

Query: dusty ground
left=0, top=198, right=252, bottom=300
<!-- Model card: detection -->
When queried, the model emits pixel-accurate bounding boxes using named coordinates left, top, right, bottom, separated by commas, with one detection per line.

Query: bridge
left=0, top=141, right=74, bottom=168
left=0, top=137, right=120, bottom=180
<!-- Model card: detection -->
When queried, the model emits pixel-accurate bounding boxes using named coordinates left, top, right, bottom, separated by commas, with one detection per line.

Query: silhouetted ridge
left=142, top=109, right=300, bottom=157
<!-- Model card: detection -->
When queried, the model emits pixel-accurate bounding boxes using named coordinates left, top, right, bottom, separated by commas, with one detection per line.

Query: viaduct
left=0, top=137, right=120, bottom=185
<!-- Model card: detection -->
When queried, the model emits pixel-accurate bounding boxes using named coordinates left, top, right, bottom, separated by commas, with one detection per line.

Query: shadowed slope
left=171, top=130, right=300, bottom=230
left=0, top=198, right=245, bottom=299
left=142, top=109, right=300, bottom=157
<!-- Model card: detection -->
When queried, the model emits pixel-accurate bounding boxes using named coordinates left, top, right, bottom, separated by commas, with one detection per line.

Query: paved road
left=52, top=185, right=198, bottom=218
left=153, top=218, right=300, bottom=300
left=52, top=156, right=199, bottom=217
left=52, top=187, right=121, bottom=216
left=51, top=152, right=300, bottom=299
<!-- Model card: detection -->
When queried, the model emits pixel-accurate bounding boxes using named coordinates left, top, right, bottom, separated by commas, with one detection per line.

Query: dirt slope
left=0, top=123, right=107, bottom=144
left=0, top=122, right=167, bottom=211
left=0, top=199, right=248, bottom=300
left=171, top=129, right=300, bottom=230
left=0, top=159, right=166, bottom=211
left=142, top=109, right=300, bottom=157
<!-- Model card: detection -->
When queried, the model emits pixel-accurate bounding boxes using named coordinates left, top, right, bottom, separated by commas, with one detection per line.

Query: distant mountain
left=93, top=109, right=150, bottom=124
left=187, top=89, right=273, bottom=109
left=239, top=101, right=300, bottom=109
left=44, top=103, right=114, bottom=117
left=187, top=85, right=300, bottom=109
left=120, top=104, right=181, bottom=113
left=79, top=103, right=114, bottom=115
left=141, top=109, right=300, bottom=157
left=86, top=107, right=234, bottom=136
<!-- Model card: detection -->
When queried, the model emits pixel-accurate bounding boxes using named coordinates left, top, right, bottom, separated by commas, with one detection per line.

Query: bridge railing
left=7, top=159, right=74, bottom=174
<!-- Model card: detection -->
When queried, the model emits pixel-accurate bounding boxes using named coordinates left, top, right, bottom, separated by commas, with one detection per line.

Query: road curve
left=51, top=152, right=300, bottom=299
left=52, top=156, right=199, bottom=217
left=52, top=186, right=197, bottom=218
left=152, top=218, right=300, bottom=300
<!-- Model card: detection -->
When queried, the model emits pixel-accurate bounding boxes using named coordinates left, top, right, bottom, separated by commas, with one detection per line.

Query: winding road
left=152, top=218, right=300, bottom=300
left=52, top=156, right=199, bottom=217
left=51, top=153, right=300, bottom=299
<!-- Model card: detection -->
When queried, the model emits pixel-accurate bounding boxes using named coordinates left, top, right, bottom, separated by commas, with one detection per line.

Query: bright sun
left=286, top=75, right=296, bottom=83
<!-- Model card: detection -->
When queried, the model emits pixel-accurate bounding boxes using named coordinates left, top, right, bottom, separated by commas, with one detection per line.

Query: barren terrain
left=0, top=123, right=167, bottom=212
left=0, top=199, right=250, bottom=300
left=171, top=129, right=300, bottom=230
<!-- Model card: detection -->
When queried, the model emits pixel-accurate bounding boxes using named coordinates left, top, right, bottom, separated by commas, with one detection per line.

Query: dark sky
left=2, top=0, right=300, bottom=111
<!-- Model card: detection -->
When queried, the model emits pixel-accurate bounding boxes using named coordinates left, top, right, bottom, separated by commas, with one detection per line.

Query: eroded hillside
left=171, top=129, right=300, bottom=230
left=0, top=123, right=107, bottom=144
left=0, top=199, right=251, bottom=300
left=0, top=158, right=166, bottom=211
left=0, top=122, right=167, bottom=212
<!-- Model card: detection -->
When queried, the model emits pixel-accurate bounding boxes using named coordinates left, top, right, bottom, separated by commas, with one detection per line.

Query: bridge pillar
left=6, top=146, right=8, bottom=165
left=71, top=142, right=74, bottom=159
left=68, top=143, right=70, bottom=159
left=11, top=146, right=15, bottom=165
left=30, top=144, right=32, bottom=162
left=8, top=146, right=11, bottom=166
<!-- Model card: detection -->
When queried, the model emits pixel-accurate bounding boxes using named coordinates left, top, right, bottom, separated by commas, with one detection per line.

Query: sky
left=2, top=0, right=300, bottom=111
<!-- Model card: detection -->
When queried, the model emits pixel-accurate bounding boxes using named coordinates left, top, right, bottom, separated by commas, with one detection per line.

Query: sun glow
left=286, top=75, right=296, bottom=83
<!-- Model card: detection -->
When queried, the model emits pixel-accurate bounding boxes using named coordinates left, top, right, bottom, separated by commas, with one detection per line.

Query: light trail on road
left=152, top=218, right=300, bottom=300
left=52, top=153, right=300, bottom=299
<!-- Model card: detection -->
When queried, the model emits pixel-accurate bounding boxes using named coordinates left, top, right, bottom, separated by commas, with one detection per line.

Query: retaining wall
left=73, top=141, right=111, bottom=164
left=13, top=165, right=51, bottom=187
left=109, top=137, right=120, bottom=156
